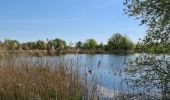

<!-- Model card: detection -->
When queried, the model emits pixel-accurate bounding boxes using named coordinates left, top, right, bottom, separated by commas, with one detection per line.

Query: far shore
left=0, top=49, right=135, bottom=57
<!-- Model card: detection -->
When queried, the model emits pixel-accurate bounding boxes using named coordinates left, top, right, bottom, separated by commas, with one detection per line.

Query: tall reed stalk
left=0, top=53, right=91, bottom=100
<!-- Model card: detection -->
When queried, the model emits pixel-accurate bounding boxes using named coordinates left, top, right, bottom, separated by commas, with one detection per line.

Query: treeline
left=0, top=33, right=169, bottom=54
left=0, top=38, right=67, bottom=51
left=135, top=37, right=170, bottom=54
left=75, top=33, right=135, bottom=53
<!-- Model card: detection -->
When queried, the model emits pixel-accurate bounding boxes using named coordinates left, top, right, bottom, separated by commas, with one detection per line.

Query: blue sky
left=0, top=0, right=146, bottom=44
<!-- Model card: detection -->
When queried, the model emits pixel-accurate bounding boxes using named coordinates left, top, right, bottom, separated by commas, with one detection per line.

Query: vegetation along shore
left=0, top=33, right=169, bottom=56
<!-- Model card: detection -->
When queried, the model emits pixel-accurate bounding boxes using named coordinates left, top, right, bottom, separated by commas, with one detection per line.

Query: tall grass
left=0, top=54, right=91, bottom=100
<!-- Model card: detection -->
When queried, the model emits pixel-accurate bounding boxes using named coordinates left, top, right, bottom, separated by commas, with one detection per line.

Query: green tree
left=83, top=39, right=97, bottom=50
left=48, top=38, right=66, bottom=50
left=124, top=0, right=170, bottom=99
left=82, top=43, right=88, bottom=49
left=107, top=33, right=134, bottom=51
left=135, top=40, right=170, bottom=53
left=96, top=42, right=104, bottom=50
left=27, top=42, right=36, bottom=50
left=21, top=43, right=28, bottom=50
left=3, top=39, right=20, bottom=50
left=124, top=0, right=170, bottom=48
left=35, top=40, right=46, bottom=50
left=0, top=41, right=2, bottom=49
left=75, top=41, right=82, bottom=49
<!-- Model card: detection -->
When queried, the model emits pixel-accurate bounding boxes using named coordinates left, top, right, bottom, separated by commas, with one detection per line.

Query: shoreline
left=0, top=50, right=135, bottom=57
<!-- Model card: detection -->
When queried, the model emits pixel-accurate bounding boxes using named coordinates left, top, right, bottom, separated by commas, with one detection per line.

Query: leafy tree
left=27, top=42, right=36, bottom=50
left=21, top=43, right=28, bottom=50
left=107, top=33, right=134, bottom=51
left=124, top=0, right=170, bottom=48
left=75, top=41, right=82, bottom=49
left=135, top=40, right=170, bottom=53
left=82, top=43, right=88, bottom=49
left=0, top=41, right=2, bottom=49
left=21, top=41, right=46, bottom=50
left=48, top=38, right=66, bottom=50
left=35, top=40, right=46, bottom=50
left=96, top=42, right=104, bottom=50
left=83, top=39, right=97, bottom=50
left=124, top=0, right=170, bottom=99
left=3, top=39, right=20, bottom=50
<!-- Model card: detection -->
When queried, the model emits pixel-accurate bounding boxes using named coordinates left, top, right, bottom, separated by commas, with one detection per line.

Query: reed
left=0, top=53, right=90, bottom=100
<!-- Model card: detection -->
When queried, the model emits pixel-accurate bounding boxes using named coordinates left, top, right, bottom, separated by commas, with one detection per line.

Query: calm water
left=27, top=54, right=139, bottom=92
left=62, top=54, right=137, bottom=92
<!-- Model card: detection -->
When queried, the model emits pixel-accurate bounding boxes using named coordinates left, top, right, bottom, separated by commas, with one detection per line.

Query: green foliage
left=21, top=41, right=46, bottom=50
left=124, top=0, right=170, bottom=44
left=124, top=0, right=170, bottom=99
left=35, top=40, right=46, bottom=50
left=3, top=39, right=20, bottom=50
left=83, top=39, right=97, bottom=50
left=0, top=36, right=136, bottom=53
left=48, top=38, right=67, bottom=50
left=96, top=43, right=104, bottom=50
left=107, top=33, right=134, bottom=51
left=75, top=41, right=82, bottom=49
left=27, top=42, right=36, bottom=50
left=135, top=41, right=170, bottom=54
left=125, top=55, right=170, bottom=99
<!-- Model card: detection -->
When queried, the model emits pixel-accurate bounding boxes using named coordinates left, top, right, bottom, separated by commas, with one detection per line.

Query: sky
left=0, top=0, right=146, bottom=44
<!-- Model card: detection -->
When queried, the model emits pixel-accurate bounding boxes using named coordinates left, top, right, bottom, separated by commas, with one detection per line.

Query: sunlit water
left=63, top=54, right=134, bottom=92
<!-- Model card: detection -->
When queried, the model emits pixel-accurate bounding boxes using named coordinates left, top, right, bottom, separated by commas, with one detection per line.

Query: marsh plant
left=0, top=54, right=100, bottom=100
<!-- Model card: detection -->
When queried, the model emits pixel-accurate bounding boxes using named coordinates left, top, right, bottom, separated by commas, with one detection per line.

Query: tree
left=27, top=42, right=36, bottom=50
left=48, top=38, right=66, bottom=50
left=107, top=33, right=134, bottom=51
left=83, top=39, right=97, bottom=50
left=82, top=43, right=88, bottom=49
left=35, top=40, right=46, bottom=50
left=135, top=40, right=170, bottom=53
left=96, top=42, right=104, bottom=50
left=0, top=41, right=2, bottom=49
left=75, top=41, right=82, bottom=49
left=124, top=0, right=170, bottom=99
left=3, top=39, right=20, bottom=50
left=124, top=0, right=170, bottom=46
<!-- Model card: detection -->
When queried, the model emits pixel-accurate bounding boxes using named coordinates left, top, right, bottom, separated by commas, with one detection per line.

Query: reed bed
left=0, top=54, right=91, bottom=100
